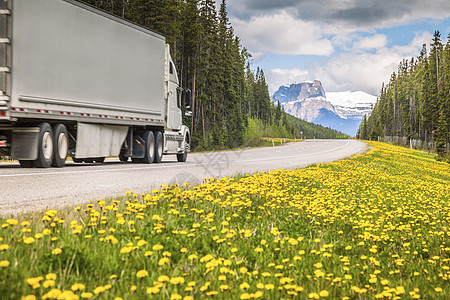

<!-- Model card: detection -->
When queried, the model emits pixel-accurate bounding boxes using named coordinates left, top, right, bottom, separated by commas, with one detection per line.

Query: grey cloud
left=227, top=0, right=450, bottom=29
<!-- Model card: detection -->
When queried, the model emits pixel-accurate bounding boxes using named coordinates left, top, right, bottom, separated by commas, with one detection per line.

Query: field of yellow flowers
left=1, top=141, right=449, bottom=299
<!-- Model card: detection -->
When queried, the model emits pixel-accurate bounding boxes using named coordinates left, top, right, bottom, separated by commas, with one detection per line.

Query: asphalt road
left=0, top=139, right=367, bottom=216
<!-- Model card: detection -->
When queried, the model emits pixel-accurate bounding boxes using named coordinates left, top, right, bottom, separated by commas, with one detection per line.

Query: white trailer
left=0, top=0, right=190, bottom=167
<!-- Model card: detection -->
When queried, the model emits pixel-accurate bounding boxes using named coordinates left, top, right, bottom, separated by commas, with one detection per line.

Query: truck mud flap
left=11, top=127, right=40, bottom=160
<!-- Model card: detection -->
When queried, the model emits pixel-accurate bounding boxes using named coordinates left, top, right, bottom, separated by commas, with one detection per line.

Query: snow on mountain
left=326, top=91, right=377, bottom=107
left=326, top=91, right=377, bottom=120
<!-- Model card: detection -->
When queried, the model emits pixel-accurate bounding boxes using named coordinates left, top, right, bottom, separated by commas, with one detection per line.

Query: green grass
left=1, top=141, right=449, bottom=299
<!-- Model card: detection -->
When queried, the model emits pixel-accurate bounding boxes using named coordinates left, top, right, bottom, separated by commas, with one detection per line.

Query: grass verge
left=1, top=141, right=449, bottom=299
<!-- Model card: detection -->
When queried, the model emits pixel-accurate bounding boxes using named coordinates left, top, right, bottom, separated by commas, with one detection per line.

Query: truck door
left=167, top=61, right=181, bottom=130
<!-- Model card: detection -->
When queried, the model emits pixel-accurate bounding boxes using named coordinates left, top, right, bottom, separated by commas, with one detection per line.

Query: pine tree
left=435, top=109, right=448, bottom=157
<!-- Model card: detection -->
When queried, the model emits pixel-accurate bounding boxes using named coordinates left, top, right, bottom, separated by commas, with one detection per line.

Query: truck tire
left=154, top=131, right=163, bottom=163
left=119, top=153, right=128, bottom=162
left=177, top=134, right=189, bottom=162
left=142, top=130, right=155, bottom=164
left=52, top=124, right=68, bottom=167
left=34, top=123, right=54, bottom=168
left=177, top=151, right=187, bottom=162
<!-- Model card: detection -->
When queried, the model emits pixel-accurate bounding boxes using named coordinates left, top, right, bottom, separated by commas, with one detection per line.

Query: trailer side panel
left=10, top=0, right=166, bottom=119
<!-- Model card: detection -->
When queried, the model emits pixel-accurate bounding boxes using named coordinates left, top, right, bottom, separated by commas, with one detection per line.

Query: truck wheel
left=119, top=153, right=128, bottom=162
left=154, top=131, right=163, bottom=163
left=34, top=123, right=54, bottom=168
left=52, top=124, right=68, bottom=167
left=177, top=134, right=189, bottom=162
left=142, top=131, right=154, bottom=164
left=177, top=152, right=187, bottom=162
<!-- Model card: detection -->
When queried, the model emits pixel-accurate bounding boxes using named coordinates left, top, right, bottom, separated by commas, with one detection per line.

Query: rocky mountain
left=272, top=81, right=377, bottom=136
left=283, top=98, right=334, bottom=122
left=273, top=80, right=326, bottom=103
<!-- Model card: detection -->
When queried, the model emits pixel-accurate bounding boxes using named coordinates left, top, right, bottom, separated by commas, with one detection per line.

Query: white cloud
left=268, top=32, right=433, bottom=96
left=353, top=34, right=388, bottom=50
left=265, top=68, right=310, bottom=95
left=231, top=12, right=334, bottom=57
left=314, top=32, right=433, bottom=94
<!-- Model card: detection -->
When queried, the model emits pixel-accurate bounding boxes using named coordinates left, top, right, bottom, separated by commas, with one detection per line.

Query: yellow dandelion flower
left=6, top=219, right=18, bottom=225
left=52, top=248, right=62, bottom=255
left=136, top=270, right=148, bottom=278
left=158, top=275, right=170, bottom=282
left=240, top=282, right=250, bottom=290
left=146, top=287, right=161, bottom=294
left=81, top=292, right=93, bottom=298
left=94, top=286, right=105, bottom=294
left=46, top=273, right=57, bottom=280
left=319, top=290, right=329, bottom=297
left=23, top=237, right=35, bottom=244
left=0, top=260, right=10, bottom=267
left=152, top=244, right=164, bottom=251
left=45, top=289, right=62, bottom=298
left=158, top=257, right=170, bottom=266
left=71, top=283, right=85, bottom=291
left=137, top=240, right=147, bottom=247
left=170, top=277, right=185, bottom=284
left=288, top=238, right=298, bottom=245
left=43, top=280, right=55, bottom=288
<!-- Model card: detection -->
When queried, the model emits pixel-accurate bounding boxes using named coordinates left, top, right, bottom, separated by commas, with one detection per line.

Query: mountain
left=273, top=80, right=326, bottom=103
left=272, top=82, right=377, bottom=136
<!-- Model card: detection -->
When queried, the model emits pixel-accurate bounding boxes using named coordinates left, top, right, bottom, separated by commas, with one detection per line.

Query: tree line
left=80, top=0, right=346, bottom=150
left=358, top=31, right=449, bottom=156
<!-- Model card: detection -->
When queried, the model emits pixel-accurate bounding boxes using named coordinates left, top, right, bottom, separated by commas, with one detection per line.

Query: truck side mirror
left=185, top=89, right=192, bottom=107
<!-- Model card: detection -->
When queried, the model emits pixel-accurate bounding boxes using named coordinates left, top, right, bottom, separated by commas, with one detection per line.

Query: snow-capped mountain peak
left=272, top=81, right=377, bottom=136
left=326, top=91, right=377, bottom=107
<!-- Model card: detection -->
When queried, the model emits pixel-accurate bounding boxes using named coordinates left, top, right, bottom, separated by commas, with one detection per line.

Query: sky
left=224, top=0, right=450, bottom=96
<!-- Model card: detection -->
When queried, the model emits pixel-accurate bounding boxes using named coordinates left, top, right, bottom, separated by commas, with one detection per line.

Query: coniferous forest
left=79, top=0, right=347, bottom=150
left=358, top=31, right=450, bottom=157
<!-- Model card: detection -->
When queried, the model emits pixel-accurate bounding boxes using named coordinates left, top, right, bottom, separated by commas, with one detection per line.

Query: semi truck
left=0, top=0, right=191, bottom=168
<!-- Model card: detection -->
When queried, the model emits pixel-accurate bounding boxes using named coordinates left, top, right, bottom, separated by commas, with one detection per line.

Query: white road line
left=0, top=140, right=353, bottom=178
left=237, top=140, right=351, bottom=163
